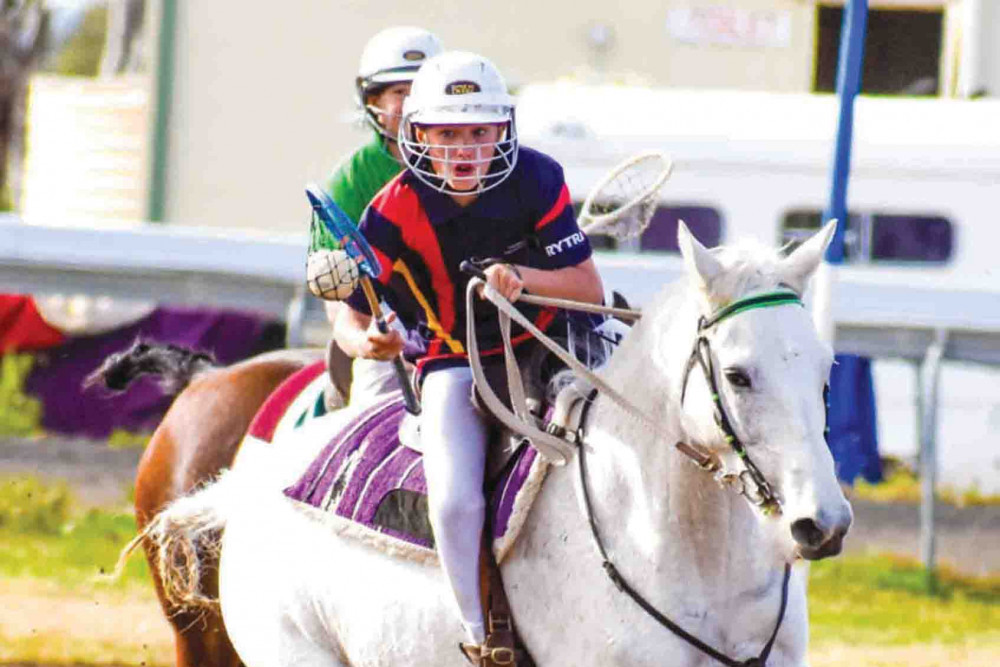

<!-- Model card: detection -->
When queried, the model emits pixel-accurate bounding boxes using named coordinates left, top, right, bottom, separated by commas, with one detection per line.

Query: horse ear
left=780, top=219, right=837, bottom=292
left=678, top=220, right=723, bottom=291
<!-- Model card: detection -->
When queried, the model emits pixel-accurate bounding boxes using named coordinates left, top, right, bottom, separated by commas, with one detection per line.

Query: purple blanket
left=284, top=397, right=542, bottom=554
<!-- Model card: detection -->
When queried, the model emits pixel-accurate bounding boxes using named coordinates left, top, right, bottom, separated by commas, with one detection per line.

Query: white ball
left=306, top=249, right=361, bottom=301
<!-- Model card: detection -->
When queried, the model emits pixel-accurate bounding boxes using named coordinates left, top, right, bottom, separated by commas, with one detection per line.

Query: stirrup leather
left=458, top=641, right=516, bottom=666
left=458, top=611, right=520, bottom=666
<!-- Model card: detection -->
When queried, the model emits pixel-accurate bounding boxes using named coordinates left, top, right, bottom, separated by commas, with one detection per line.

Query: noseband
left=677, top=289, right=806, bottom=516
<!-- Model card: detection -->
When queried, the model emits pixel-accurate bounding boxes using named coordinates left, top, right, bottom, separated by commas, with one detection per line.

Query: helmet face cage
left=354, top=27, right=443, bottom=140
left=398, top=110, right=520, bottom=195
left=355, top=70, right=417, bottom=140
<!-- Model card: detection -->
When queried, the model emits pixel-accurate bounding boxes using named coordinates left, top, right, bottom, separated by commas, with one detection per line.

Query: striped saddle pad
left=283, top=396, right=549, bottom=563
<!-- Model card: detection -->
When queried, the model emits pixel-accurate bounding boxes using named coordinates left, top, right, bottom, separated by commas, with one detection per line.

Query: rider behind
left=331, top=51, right=604, bottom=661
left=308, top=26, right=442, bottom=404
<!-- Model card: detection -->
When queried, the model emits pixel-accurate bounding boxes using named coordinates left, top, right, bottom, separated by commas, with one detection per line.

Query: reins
left=464, top=279, right=654, bottom=466
left=576, top=389, right=792, bottom=667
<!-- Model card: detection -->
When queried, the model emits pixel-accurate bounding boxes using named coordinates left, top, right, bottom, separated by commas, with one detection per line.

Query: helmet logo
left=403, top=50, right=425, bottom=62
left=445, top=80, right=481, bottom=95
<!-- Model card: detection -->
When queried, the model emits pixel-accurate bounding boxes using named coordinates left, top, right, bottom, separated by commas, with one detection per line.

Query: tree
left=53, top=3, right=106, bottom=77
left=100, top=0, right=144, bottom=75
left=0, top=0, right=48, bottom=210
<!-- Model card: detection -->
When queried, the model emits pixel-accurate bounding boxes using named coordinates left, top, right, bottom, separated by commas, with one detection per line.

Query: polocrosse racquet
left=305, top=184, right=421, bottom=415
left=577, top=151, right=673, bottom=240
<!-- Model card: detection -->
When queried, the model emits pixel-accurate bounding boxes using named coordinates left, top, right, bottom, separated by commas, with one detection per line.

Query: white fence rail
left=3, top=217, right=999, bottom=361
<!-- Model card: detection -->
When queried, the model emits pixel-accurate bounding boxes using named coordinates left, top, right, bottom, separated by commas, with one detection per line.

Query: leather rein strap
left=576, top=390, right=793, bottom=667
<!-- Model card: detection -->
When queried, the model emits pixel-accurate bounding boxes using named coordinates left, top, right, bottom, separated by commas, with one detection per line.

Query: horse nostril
left=791, top=518, right=826, bottom=548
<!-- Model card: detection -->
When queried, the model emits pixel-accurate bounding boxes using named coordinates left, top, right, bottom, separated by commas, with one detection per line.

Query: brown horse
left=90, top=340, right=348, bottom=667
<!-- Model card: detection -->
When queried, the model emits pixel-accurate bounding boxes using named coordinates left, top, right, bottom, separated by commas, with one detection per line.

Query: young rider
left=331, top=51, right=604, bottom=661
left=308, top=26, right=443, bottom=403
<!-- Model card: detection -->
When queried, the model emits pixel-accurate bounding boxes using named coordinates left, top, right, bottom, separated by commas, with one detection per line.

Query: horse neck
left=586, top=284, right=781, bottom=602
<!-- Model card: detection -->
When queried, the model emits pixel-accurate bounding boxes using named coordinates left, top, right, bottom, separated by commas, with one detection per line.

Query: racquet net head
left=306, top=185, right=382, bottom=279
left=579, top=152, right=672, bottom=240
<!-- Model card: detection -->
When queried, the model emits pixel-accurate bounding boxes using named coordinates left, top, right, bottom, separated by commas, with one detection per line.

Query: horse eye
left=724, top=368, right=752, bottom=389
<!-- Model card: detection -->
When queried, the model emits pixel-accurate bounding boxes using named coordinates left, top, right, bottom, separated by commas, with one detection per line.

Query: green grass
left=0, top=476, right=150, bottom=591
left=0, top=353, right=44, bottom=437
left=809, top=552, right=1000, bottom=646
left=853, top=465, right=1000, bottom=506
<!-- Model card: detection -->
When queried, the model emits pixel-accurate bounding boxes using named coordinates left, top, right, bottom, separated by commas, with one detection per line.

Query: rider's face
left=415, top=124, right=502, bottom=192
left=368, top=82, right=411, bottom=136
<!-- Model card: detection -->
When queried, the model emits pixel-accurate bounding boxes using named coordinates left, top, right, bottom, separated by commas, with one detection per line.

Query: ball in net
left=306, top=249, right=361, bottom=301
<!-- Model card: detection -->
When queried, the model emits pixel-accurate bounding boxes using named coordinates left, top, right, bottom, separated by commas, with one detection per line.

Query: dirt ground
left=0, top=581, right=173, bottom=666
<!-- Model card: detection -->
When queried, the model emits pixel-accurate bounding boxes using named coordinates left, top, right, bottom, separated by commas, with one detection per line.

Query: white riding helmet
left=398, top=51, right=519, bottom=194
left=356, top=27, right=443, bottom=137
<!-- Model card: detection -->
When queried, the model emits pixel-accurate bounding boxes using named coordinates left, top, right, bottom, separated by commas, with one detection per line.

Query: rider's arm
left=518, top=258, right=603, bottom=304
left=332, top=304, right=404, bottom=361
left=498, top=158, right=602, bottom=305
left=483, top=258, right=603, bottom=306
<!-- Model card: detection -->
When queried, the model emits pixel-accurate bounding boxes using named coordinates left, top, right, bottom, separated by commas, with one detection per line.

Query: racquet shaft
left=359, top=276, right=421, bottom=415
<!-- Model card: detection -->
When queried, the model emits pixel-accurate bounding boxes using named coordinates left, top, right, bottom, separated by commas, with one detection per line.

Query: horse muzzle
left=790, top=510, right=852, bottom=560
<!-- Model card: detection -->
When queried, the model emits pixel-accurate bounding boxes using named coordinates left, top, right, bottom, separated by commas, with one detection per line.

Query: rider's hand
left=480, top=263, right=524, bottom=302
left=361, top=312, right=405, bottom=361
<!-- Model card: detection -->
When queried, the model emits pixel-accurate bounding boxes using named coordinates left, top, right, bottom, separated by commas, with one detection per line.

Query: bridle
left=465, top=280, right=826, bottom=666
left=576, top=288, right=817, bottom=667
left=676, top=289, right=806, bottom=516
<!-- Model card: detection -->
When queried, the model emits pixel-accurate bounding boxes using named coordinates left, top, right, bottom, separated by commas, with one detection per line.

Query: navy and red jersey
left=345, top=146, right=593, bottom=374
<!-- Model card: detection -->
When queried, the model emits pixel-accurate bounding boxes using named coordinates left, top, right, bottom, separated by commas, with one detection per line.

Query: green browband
left=701, top=289, right=803, bottom=331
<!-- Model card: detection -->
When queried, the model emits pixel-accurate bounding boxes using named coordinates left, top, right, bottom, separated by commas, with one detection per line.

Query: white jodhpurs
left=349, top=357, right=401, bottom=407
left=420, top=365, right=489, bottom=642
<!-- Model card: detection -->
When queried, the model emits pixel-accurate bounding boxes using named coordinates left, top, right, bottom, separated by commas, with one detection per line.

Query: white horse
left=160, top=221, right=851, bottom=666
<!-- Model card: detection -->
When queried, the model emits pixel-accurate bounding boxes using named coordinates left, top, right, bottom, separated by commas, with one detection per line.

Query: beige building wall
left=162, top=0, right=820, bottom=232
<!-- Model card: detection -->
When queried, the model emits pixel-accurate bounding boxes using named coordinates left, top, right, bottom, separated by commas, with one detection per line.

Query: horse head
left=671, top=220, right=852, bottom=562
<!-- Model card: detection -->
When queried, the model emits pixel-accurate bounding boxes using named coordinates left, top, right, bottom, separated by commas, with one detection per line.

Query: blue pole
left=821, top=0, right=883, bottom=525
left=823, top=0, right=868, bottom=263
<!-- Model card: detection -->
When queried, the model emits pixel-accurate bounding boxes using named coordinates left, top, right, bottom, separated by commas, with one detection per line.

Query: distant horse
left=142, top=221, right=852, bottom=666
left=91, top=341, right=344, bottom=667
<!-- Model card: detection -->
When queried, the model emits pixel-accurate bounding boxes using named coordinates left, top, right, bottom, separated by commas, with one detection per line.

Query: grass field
left=1, top=475, right=998, bottom=666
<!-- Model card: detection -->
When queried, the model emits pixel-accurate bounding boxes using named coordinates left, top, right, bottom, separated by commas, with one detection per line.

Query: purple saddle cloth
left=284, top=396, right=542, bottom=553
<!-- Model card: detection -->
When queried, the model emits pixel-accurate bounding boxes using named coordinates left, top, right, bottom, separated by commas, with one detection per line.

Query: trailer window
left=640, top=205, right=723, bottom=252
left=871, top=214, right=952, bottom=262
left=780, top=210, right=954, bottom=263
left=574, top=203, right=723, bottom=253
